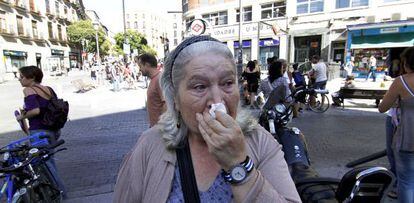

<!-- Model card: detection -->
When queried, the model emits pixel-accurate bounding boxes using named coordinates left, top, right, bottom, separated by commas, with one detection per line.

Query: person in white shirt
left=366, top=55, right=377, bottom=82
left=308, top=55, right=328, bottom=90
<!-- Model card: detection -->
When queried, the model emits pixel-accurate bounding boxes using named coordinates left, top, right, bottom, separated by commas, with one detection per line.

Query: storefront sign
left=234, top=40, right=251, bottom=48
left=212, top=23, right=276, bottom=38
left=51, top=49, right=64, bottom=56
left=259, top=39, right=280, bottom=47
left=380, top=27, right=399, bottom=34
left=3, top=50, right=27, bottom=57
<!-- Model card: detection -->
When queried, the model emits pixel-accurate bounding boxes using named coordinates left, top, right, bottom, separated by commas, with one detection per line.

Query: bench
left=339, top=87, right=387, bottom=108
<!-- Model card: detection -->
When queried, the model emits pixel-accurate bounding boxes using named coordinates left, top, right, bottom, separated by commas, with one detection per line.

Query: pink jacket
left=113, top=126, right=301, bottom=203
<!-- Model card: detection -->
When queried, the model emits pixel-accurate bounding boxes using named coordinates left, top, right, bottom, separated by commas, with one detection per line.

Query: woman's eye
left=193, top=84, right=206, bottom=91
left=224, top=80, right=234, bottom=87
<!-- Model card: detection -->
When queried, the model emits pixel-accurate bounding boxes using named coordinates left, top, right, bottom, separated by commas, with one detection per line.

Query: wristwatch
left=222, top=156, right=254, bottom=184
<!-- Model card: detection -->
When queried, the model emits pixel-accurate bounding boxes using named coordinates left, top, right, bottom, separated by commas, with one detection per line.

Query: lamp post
left=93, top=22, right=100, bottom=64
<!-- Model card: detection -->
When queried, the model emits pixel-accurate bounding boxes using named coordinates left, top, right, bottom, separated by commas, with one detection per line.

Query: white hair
left=157, top=39, right=258, bottom=149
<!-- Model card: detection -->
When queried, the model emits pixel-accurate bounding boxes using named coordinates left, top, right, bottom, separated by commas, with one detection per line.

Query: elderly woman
left=113, top=36, right=300, bottom=202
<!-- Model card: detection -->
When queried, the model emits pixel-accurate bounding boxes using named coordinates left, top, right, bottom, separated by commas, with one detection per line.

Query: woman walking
left=379, top=47, right=414, bottom=202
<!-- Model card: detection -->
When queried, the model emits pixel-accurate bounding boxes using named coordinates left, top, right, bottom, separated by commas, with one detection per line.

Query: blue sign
left=3, top=50, right=27, bottom=57
left=234, top=40, right=251, bottom=48
left=259, top=39, right=280, bottom=47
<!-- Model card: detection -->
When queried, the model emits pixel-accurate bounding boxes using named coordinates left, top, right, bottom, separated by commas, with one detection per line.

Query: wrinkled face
left=175, top=53, right=239, bottom=134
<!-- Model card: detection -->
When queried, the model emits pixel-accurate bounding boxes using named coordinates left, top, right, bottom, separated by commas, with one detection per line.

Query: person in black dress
left=242, top=61, right=261, bottom=108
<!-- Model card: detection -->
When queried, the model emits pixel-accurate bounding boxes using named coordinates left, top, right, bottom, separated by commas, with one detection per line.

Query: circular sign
left=190, top=19, right=206, bottom=36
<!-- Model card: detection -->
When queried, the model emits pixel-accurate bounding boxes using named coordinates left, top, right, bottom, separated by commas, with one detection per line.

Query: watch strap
left=222, top=156, right=254, bottom=184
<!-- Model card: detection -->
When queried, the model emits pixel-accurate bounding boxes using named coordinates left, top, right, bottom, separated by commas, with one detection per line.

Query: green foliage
left=67, top=20, right=111, bottom=56
left=114, top=29, right=157, bottom=56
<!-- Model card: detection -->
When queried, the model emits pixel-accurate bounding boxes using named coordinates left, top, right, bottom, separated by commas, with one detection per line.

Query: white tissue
left=209, top=103, right=227, bottom=119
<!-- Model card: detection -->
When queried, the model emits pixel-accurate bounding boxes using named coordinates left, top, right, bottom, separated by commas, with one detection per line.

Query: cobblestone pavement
left=0, top=72, right=396, bottom=202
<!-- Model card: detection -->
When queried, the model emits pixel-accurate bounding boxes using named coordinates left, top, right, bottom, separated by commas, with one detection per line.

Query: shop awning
left=351, top=32, right=414, bottom=49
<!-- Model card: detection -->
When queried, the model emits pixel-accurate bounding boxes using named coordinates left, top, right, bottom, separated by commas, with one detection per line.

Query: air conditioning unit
left=366, top=16, right=375, bottom=23
left=391, top=13, right=401, bottom=21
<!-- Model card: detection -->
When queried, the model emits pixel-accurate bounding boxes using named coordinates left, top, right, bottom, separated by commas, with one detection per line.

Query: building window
left=261, top=2, right=286, bottom=19
left=55, top=1, right=60, bottom=16
left=236, top=6, right=252, bottom=22
left=0, top=11, right=6, bottom=33
left=16, top=16, right=24, bottom=36
left=32, top=20, right=38, bottom=38
left=174, top=30, right=177, bottom=37
left=336, top=0, right=368, bottom=8
left=182, top=0, right=188, bottom=13
left=135, top=14, right=137, bottom=19
left=202, top=11, right=228, bottom=26
left=297, top=0, right=324, bottom=14
left=174, top=39, right=178, bottom=46
left=57, top=24, right=62, bottom=40
left=185, top=16, right=194, bottom=31
left=384, top=0, right=400, bottom=2
left=46, top=0, right=50, bottom=14
left=134, top=21, right=138, bottom=29
left=48, top=22, right=53, bottom=39
left=173, top=23, right=177, bottom=28
left=126, top=22, right=130, bottom=29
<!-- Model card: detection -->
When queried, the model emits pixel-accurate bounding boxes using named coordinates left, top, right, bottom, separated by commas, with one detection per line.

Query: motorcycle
left=258, top=86, right=394, bottom=203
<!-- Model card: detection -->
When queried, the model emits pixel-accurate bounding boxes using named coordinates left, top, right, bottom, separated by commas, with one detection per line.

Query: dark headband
left=166, top=35, right=220, bottom=87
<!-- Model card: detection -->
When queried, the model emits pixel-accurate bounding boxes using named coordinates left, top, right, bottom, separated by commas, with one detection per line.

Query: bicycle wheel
left=308, top=93, right=330, bottom=113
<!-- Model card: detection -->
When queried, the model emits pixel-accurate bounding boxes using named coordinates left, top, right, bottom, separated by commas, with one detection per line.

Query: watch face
left=231, top=166, right=247, bottom=182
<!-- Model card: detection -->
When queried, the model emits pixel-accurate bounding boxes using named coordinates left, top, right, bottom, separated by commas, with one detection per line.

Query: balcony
left=30, top=8, right=42, bottom=17
left=0, top=26, right=16, bottom=37
left=0, top=0, right=13, bottom=7
left=33, top=31, right=45, bottom=42
left=13, top=2, right=29, bottom=12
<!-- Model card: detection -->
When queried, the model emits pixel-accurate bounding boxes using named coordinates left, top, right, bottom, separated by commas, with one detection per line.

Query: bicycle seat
left=336, top=166, right=394, bottom=203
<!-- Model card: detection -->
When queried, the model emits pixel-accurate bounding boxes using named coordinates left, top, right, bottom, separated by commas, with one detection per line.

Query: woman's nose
left=206, top=85, right=224, bottom=107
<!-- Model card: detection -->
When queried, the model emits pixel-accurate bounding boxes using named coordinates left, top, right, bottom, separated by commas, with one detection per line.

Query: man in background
left=135, top=54, right=165, bottom=127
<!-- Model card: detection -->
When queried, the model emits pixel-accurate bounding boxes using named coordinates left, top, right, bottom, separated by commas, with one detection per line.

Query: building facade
left=125, top=10, right=169, bottom=59
left=0, top=0, right=86, bottom=81
left=182, top=0, right=414, bottom=68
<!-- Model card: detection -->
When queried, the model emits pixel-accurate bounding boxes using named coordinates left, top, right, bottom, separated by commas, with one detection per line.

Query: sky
left=82, top=0, right=181, bottom=34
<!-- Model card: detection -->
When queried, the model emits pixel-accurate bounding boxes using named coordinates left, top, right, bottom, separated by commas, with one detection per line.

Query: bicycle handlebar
left=0, top=140, right=65, bottom=173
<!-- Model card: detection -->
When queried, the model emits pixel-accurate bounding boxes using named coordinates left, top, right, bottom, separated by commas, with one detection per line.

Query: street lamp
left=92, top=21, right=100, bottom=64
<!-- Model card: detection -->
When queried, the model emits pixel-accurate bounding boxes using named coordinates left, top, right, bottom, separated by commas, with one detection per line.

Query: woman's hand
left=196, top=111, right=247, bottom=171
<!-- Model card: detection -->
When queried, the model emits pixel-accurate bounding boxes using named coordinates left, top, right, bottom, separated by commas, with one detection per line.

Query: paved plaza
left=0, top=71, right=395, bottom=202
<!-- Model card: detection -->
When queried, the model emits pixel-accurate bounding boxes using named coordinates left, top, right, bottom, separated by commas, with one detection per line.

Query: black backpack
left=32, top=86, right=69, bottom=131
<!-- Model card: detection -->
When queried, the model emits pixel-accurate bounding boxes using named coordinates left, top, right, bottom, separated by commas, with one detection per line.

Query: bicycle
left=0, top=132, right=66, bottom=203
left=292, top=85, right=330, bottom=113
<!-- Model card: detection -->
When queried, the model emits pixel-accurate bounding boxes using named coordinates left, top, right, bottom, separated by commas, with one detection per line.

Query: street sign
left=190, top=19, right=206, bottom=36
left=123, top=43, right=130, bottom=55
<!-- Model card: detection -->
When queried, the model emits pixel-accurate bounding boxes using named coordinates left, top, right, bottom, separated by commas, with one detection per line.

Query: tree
left=114, top=30, right=157, bottom=56
left=67, top=20, right=111, bottom=56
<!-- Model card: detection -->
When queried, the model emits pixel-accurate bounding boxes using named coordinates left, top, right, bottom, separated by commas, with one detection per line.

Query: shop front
left=69, top=52, right=80, bottom=69
left=294, top=35, right=322, bottom=63
left=234, top=40, right=251, bottom=65
left=346, top=20, right=414, bottom=79
left=258, top=38, right=279, bottom=69
left=3, top=50, right=27, bottom=73
left=47, top=49, right=65, bottom=75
